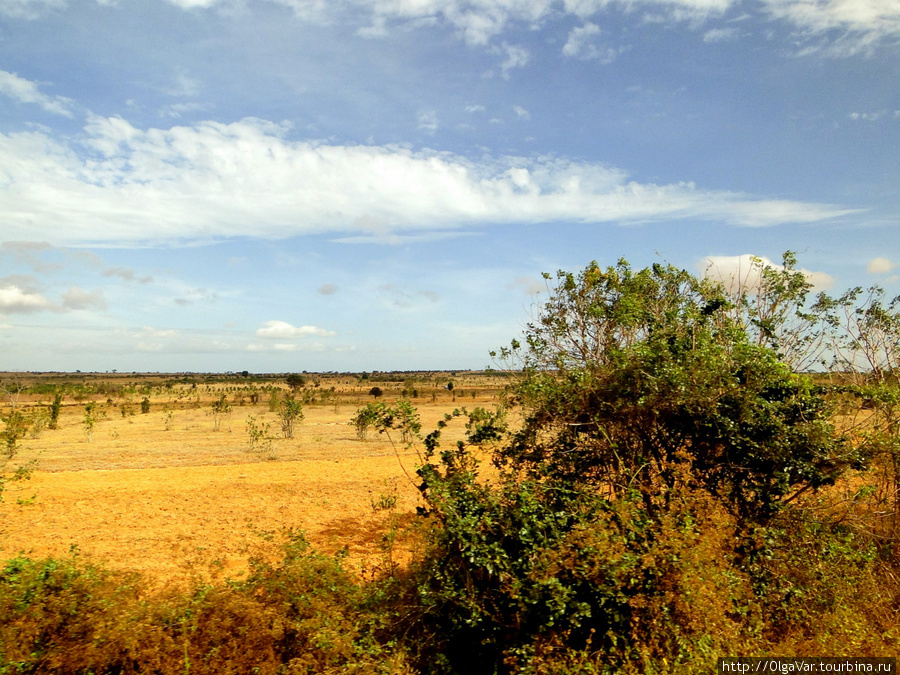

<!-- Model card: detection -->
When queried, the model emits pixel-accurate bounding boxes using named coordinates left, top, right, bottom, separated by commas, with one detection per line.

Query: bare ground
left=0, top=395, right=482, bottom=582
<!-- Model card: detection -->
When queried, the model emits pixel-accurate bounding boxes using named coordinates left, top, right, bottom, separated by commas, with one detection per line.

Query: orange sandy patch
left=0, top=395, right=493, bottom=583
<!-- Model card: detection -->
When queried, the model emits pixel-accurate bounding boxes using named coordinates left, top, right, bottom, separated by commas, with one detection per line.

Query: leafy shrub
left=493, top=259, right=862, bottom=522
left=0, top=537, right=417, bottom=675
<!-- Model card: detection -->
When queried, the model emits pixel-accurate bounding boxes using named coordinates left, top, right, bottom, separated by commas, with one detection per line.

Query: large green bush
left=492, top=258, right=863, bottom=521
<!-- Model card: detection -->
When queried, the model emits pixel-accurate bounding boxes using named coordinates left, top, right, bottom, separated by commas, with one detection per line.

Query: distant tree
left=369, top=386, right=383, bottom=400
left=286, top=374, right=306, bottom=391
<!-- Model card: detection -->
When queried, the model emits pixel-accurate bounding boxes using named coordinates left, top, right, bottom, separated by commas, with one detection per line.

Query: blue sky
left=0, top=0, right=898, bottom=372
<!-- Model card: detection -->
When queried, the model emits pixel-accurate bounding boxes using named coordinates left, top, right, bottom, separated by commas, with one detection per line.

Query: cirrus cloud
left=0, top=69, right=75, bottom=117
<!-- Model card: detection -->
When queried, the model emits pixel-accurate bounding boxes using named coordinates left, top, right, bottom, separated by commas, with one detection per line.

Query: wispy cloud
left=102, top=267, right=154, bottom=284
left=703, top=26, right=737, bottom=42
left=0, top=0, right=66, bottom=19
left=0, top=69, right=75, bottom=117
left=562, top=22, right=619, bottom=62
left=500, top=42, right=529, bottom=78
left=6, top=0, right=896, bottom=58
left=849, top=111, right=896, bottom=122
left=513, top=105, right=531, bottom=120
left=417, top=110, right=439, bottom=132
left=62, top=286, right=107, bottom=311
left=0, top=116, right=857, bottom=248
left=762, top=0, right=900, bottom=55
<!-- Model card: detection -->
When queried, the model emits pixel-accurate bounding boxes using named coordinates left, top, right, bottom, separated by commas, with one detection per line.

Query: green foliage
left=0, top=256, right=896, bottom=674
left=140, top=397, right=150, bottom=414
left=718, top=251, right=831, bottom=372
left=352, top=402, right=387, bottom=440
left=352, top=399, right=422, bottom=447
left=268, top=388, right=281, bottom=412
left=245, top=414, right=272, bottom=452
left=0, top=539, right=417, bottom=675
left=82, top=402, right=98, bottom=443
left=2, top=411, right=28, bottom=459
left=48, top=393, right=62, bottom=430
left=286, top=373, right=306, bottom=391
left=494, top=258, right=857, bottom=522
left=278, top=396, right=304, bottom=439
left=210, top=394, right=231, bottom=432
left=410, top=413, right=754, bottom=673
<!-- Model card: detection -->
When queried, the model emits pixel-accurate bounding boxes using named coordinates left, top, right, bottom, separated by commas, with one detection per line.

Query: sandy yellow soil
left=0, top=393, right=487, bottom=582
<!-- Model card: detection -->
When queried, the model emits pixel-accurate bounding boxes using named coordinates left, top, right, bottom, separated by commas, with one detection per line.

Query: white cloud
left=702, top=254, right=834, bottom=294
left=500, top=42, right=530, bottom=78
left=849, top=111, right=888, bottom=122
left=102, top=267, right=154, bottom=283
left=318, top=283, right=339, bottom=295
left=0, top=70, right=75, bottom=117
left=62, top=286, right=107, bottom=311
left=160, top=102, right=209, bottom=119
left=562, top=22, right=605, bottom=59
left=352, top=0, right=734, bottom=46
left=0, top=0, right=65, bottom=19
left=255, top=320, right=336, bottom=338
left=417, top=110, right=439, bottom=132
left=513, top=105, right=531, bottom=119
left=0, top=284, right=55, bottom=313
left=510, top=276, right=545, bottom=295
left=761, top=0, right=900, bottom=55
left=867, top=257, right=893, bottom=274
left=139, top=327, right=178, bottom=338
left=164, top=72, right=202, bottom=98
left=703, top=26, right=737, bottom=42
left=0, top=116, right=857, bottom=248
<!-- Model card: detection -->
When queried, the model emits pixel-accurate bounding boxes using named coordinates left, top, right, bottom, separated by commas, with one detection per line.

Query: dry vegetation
left=0, top=371, right=505, bottom=582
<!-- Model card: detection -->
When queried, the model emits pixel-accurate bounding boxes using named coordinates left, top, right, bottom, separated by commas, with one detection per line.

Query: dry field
left=0, top=377, right=506, bottom=583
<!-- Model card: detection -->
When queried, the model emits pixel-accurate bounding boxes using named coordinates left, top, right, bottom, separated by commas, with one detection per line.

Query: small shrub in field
left=278, top=397, right=304, bottom=439
left=48, top=393, right=62, bottom=430
left=2, top=410, right=27, bottom=458
left=268, top=389, right=281, bottom=412
left=210, top=394, right=231, bottom=431
left=82, top=402, right=98, bottom=442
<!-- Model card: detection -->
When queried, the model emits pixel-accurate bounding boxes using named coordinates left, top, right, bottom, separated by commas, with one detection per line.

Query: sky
left=0, top=0, right=898, bottom=373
